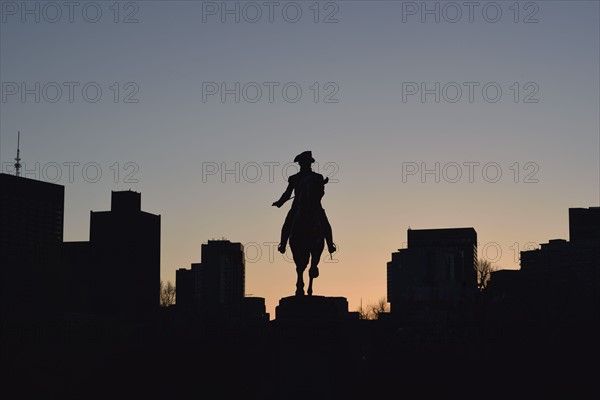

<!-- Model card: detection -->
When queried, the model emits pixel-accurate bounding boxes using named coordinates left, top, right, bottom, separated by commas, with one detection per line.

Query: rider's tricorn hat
left=294, top=151, right=315, bottom=164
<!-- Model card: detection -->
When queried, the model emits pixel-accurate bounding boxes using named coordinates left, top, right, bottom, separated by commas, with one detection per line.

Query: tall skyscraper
left=0, top=173, right=65, bottom=315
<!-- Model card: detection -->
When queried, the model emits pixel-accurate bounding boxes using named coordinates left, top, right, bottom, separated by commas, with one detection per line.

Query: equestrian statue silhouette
left=272, top=151, right=336, bottom=296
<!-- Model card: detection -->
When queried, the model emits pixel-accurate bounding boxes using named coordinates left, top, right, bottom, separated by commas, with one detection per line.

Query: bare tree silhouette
left=357, top=297, right=389, bottom=320
left=370, top=297, right=389, bottom=319
left=159, top=280, right=176, bottom=307
left=475, top=258, right=496, bottom=291
left=357, top=301, right=373, bottom=320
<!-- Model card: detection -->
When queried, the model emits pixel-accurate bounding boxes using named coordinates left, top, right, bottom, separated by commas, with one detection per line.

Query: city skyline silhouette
left=1, top=1, right=599, bottom=397
left=1, top=169, right=598, bottom=398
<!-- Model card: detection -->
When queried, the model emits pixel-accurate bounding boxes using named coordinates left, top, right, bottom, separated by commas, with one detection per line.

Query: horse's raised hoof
left=309, top=267, right=319, bottom=278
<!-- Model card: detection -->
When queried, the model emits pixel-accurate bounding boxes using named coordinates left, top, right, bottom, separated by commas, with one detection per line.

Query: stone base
left=275, top=295, right=356, bottom=321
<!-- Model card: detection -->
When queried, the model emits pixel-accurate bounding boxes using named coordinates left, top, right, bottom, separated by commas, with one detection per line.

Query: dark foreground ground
left=2, top=305, right=598, bottom=399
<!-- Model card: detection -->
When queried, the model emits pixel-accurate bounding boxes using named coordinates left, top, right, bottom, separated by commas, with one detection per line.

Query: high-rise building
left=521, top=207, right=599, bottom=273
left=569, top=207, right=600, bottom=244
left=0, top=173, right=65, bottom=316
left=518, top=207, right=599, bottom=314
left=175, top=267, right=194, bottom=312
left=176, top=240, right=246, bottom=319
left=387, top=247, right=457, bottom=308
left=488, top=207, right=599, bottom=324
left=91, top=190, right=160, bottom=314
left=387, top=227, right=477, bottom=315
left=407, top=228, right=478, bottom=288
left=197, top=240, right=244, bottom=317
left=65, top=190, right=161, bottom=315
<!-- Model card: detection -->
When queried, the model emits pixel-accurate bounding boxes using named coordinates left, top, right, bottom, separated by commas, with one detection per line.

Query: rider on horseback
left=272, top=151, right=337, bottom=256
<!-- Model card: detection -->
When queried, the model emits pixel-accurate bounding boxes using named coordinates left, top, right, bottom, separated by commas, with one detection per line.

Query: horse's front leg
left=295, top=265, right=305, bottom=296
left=307, top=255, right=320, bottom=296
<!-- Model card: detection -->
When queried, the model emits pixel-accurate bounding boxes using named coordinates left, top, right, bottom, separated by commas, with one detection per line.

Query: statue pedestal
left=269, top=295, right=359, bottom=399
left=275, top=295, right=357, bottom=322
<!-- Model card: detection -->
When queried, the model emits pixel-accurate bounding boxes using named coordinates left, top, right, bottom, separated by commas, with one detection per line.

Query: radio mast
left=14, top=131, right=22, bottom=177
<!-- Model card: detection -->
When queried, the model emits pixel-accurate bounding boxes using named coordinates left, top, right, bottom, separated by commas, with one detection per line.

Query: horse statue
left=289, top=174, right=327, bottom=296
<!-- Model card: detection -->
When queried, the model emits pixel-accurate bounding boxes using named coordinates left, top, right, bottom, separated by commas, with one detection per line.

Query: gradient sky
left=1, top=0, right=599, bottom=318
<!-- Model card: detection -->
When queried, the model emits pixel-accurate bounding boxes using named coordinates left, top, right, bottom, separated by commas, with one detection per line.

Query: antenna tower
left=14, top=131, right=22, bottom=177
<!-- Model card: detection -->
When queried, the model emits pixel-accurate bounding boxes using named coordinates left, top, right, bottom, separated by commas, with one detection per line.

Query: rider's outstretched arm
left=272, top=180, right=294, bottom=207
